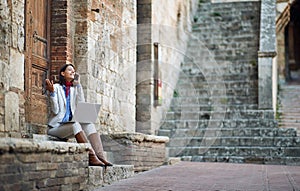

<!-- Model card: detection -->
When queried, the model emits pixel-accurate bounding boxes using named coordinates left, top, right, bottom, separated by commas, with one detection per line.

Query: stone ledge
left=101, top=132, right=170, bottom=172
left=258, top=51, right=277, bottom=58
left=107, top=132, right=169, bottom=143
left=88, top=165, right=134, bottom=190
left=0, top=137, right=135, bottom=191
left=0, top=137, right=89, bottom=154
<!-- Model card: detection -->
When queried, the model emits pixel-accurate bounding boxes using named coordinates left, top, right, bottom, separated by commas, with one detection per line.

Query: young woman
left=45, top=64, right=112, bottom=167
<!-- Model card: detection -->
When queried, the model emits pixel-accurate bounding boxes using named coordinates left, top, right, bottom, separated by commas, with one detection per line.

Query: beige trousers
left=48, top=122, right=97, bottom=139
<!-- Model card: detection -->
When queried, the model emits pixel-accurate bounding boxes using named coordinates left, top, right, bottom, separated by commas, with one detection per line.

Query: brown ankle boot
left=75, top=131, right=105, bottom=167
left=88, top=133, right=113, bottom=167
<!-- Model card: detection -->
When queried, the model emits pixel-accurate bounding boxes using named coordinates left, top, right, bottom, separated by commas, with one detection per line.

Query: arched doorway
left=285, top=1, right=300, bottom=83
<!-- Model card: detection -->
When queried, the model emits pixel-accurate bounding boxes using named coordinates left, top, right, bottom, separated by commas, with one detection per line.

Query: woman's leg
left=81, top=123, right=113, bottom=166
left=48, top=122, right=104, bottom=166
left=47, top=123, right=74, bottom=139
left=74, top=130, right=105, bottom=166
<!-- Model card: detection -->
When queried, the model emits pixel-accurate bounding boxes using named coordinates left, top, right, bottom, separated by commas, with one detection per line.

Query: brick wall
left=50, top=0, right=74, bottom=81
left=0, top=138, right=90, bottom=191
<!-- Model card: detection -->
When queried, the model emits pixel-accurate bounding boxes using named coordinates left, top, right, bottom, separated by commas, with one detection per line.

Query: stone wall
left=72, top=0, right=137, bottom=134
left=0, top=138, right=89, bottom=191
left=0, top=137, right=135, bottom=191
left=135, top=0, right=198, bottom=135
left=101, top=133, right=169, bottom=172
left=0, top=0, right=197, bottom=137
left=0, top=0, right=26, bottom=138
left=150, top=0, right=198, bottom=135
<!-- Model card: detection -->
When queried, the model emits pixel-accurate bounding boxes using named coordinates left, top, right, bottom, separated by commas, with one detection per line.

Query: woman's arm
left=48, top=83, right=60, bottom=114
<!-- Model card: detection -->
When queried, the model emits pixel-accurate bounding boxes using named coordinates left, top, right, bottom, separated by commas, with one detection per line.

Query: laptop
left=60, top=102, right=101, bottom=124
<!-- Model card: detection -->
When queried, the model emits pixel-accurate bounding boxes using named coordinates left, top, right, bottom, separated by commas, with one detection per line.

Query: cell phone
left=74, top=73, right=79, bottom=81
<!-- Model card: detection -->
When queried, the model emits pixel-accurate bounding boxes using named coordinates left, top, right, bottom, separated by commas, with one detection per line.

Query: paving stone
left=96, top=161, right=300, bottom=191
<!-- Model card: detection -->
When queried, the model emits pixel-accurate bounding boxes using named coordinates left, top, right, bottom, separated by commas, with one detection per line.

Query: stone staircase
left=158, top=0, right=300, bottom=165
left=278, top=84, right=300, bottom=135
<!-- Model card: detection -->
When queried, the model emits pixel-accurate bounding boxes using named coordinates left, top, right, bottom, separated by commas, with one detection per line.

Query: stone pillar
left=136, top=0, right=154, bottom=134
left=258, top=0, right=277, bottom=109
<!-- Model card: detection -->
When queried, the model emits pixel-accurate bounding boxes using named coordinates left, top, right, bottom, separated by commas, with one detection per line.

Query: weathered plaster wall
left=0, top=0, right=26, bottom=138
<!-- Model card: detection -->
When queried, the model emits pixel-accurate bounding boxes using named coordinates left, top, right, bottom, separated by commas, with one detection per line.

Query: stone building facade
left=1, top=0, right=299, bottom=190
left=0, top=0, right=196, bottom=138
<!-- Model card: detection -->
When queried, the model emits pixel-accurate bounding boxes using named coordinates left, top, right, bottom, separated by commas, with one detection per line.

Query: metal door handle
left=33, top=31, right=47, bottom=44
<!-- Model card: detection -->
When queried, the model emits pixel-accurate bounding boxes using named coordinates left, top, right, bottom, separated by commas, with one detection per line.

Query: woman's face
left=61, top=65, right=75, bottom=82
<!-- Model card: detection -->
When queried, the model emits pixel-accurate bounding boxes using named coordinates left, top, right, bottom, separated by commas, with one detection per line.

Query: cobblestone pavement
left=96, top=161, right=300, bottom=191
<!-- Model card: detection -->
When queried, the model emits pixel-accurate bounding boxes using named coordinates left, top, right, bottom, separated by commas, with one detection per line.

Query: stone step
left=88, top=165, right=134, bottom=190
left=167, top=146, right=300, bottom=159
left=174, top=87, right=258, bottom=97
left=161, top=118, right=277, bottom=129
left=279, top=119, right=300, bottom=123
left=168, top=104, right=258, bottom=111
left=279, top=122, right=300, bottom=126
left=172, top=88, right=257, bottom=98
left=158, top=127, right=297, bottom=138
left=164, top=110, right=274, bottom=120
left=178, top=70, right=258, bottom=81
left=170, top=96, right=258, bottom=105
left=181, top=61, right=256, bottom=70
left=167, top=136, right=299, bottom=148
left=279, top=123, right=300, bottom=134
left=181, top=155, right=300, bottom=165
left=176, top=82, right=258, bottom=93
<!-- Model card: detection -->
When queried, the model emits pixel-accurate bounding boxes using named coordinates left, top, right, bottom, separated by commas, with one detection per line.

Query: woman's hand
left=45, top=79, right=54, bottom=93
left=73, top=73, right=80, bottom=86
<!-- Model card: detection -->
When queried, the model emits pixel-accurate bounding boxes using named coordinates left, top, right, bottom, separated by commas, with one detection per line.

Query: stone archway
left=287, top=1, right=300, bottom=82
left=276, top=0, right=300, bottom=83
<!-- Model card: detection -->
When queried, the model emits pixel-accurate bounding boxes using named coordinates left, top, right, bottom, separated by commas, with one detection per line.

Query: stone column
left=136, top=0, right=154, bottom=134
left=258, top=0, right=277, bottom=109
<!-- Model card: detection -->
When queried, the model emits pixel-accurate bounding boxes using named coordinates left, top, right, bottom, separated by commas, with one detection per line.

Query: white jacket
left=48, top=83, right=85, bottom=128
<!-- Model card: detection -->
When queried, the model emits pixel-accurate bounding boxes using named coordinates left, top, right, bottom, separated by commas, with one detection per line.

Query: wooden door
left=25, top=0, right=51, bottom=134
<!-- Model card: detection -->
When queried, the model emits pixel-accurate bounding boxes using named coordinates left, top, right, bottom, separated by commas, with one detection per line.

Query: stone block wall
left=72, top=0, right=137, bottom=134
left=101, top=133, right=169, bottom=172
left=0, top=138, right=89, bottom=191
left=0, top=0, right=26, bottom=138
